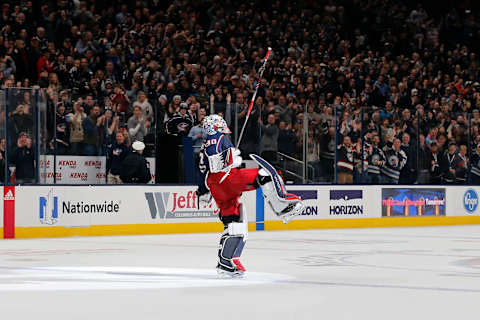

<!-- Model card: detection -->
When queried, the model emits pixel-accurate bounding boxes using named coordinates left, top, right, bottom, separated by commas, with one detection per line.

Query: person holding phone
left=10, top=132, right=35, bottom=184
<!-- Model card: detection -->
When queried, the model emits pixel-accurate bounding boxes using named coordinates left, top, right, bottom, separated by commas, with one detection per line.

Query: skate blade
left=216, top=268, right=245, bottom=279
left=280, top=202, right=305, bottom=224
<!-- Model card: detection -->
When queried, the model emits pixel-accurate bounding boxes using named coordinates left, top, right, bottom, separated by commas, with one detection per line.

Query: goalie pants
left=207, top=168, right=258, bottom=218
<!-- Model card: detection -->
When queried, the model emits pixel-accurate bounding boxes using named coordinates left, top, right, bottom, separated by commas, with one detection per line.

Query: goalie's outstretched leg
left=251, top=154, right=305, bottom=224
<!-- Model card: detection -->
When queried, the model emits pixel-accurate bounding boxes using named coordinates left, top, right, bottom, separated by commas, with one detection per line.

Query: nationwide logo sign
left=145, top=190, right=218, bottom=219
left=39, top=189, right=121, bottom=225
left=39, top=189, right=58, bottom=225
left=329, top=190, right=364, bottom=215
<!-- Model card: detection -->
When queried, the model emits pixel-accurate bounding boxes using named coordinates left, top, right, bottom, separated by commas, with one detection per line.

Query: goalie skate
left=250, top=154, right=305, bottom=224
left=216, top=260, right=245, bottom=278
left=278, top=201, right=306, bottom=224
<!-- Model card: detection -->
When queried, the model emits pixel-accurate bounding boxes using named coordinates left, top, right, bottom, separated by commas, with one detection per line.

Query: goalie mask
left=202, top=114, right=231, bottom=135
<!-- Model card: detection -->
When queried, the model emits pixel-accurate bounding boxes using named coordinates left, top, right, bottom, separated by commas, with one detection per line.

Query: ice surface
left=0, top=226, right=479, bottom=320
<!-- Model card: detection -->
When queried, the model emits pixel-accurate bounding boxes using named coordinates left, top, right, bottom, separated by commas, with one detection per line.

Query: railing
left=277, top=152, right=316, bottom=184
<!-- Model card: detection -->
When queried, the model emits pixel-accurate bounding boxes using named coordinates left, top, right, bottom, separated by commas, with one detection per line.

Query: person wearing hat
left=165, top=102, right=194, bottom=135
left=119, top=141, right=151, bottom=184
left=176, top=102, right=194, bottom=123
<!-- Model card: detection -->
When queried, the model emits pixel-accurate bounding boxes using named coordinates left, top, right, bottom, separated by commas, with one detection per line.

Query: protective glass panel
left=0, top=89, right=5, bottom=184
left=37, top=88, right=48, bottom=184
left=235, top=98, right=262, bottom=158
left=5, top=88, right=37, bottom=184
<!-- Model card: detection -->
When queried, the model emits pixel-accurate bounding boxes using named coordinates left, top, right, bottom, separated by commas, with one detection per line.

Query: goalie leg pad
left=251, top=154, right=305, bottom=223
left=218, top=233, right=245, bottom=271
left=218, top=202, right=248, bottom=274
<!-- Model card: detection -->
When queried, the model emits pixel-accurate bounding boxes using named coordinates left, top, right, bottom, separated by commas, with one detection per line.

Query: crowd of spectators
left=1, top=0, right=480, bottom=184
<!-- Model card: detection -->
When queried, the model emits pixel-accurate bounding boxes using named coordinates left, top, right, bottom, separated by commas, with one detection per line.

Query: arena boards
left=3, top=185, right=480, bottom=239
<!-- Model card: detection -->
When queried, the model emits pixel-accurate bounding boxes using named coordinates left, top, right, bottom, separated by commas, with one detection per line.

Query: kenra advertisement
left=382, top=188, right=446, bottom=217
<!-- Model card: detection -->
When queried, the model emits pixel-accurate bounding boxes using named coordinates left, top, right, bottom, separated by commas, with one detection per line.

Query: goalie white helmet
left=202, top=114, right=231, bottom=135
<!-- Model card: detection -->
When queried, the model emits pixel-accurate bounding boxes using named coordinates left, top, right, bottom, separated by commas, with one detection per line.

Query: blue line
left=256, top=188, right=264, bottom=231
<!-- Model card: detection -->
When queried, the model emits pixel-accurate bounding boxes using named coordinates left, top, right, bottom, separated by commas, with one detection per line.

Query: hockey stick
left=235, top=47, right=272, bottom=148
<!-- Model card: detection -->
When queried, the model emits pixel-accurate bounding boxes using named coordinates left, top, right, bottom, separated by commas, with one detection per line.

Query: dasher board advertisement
left=382, top=188, right=446, bottom=217
left=14, top=186, right=256, bottom=228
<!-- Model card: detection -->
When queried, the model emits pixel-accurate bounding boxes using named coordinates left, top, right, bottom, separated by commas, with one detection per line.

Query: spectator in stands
left=10, top=132, right=34, bottom=184
left=277, top=120, right=297, bottom=157
left=167, top=95, right=182, bottom=118
left=417, top=135, right=431, bottom=184
left=367, top=133, right=385, bottom=184
left=10, top=104, right=33, bottom=140
left=428, top=142, right=443, bottom=184
left=82, top=105, right=103, bottom=156
left=259, top=113, right=279, bottom=164
left=110, top=85, right=130, bottom=116
left=456, top=145, right=468, bottom=184
left=441, top=142, right=461, bottom=184
left=0, top=55, right=16, bottom=78
left=320, top=127, right=336, bottom=182
left=337, top=136, right=355, bottom=184
left=188, top=110, right=207, bottom=155
left=52, top=102, right=69, bottom=155
left=103, top=108, right=120, bottom=148
left=133, top=91, right=153, bottom=123
left=165, top=103, right=194, bottom=136
left=381, top=138, right=407, bottom=184
left=471, top=143, right=480, bottom=184
left=399, top=133, right=416, bottom=184
left=120, top=141, right=151, bottom=184
left=0, top=0, right=480, bottom=185
left=127, top=105, right=149, bottom=143
left=107, top=131, right=130, bottom=184
left=66, top=99, right=86, bottom=155
left=177, top=102, right=195, bottom=124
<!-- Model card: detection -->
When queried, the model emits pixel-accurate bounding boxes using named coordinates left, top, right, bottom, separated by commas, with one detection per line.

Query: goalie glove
left=232, top=148, right=242, bottom=168
left=196, top=189, right=213, bottom=209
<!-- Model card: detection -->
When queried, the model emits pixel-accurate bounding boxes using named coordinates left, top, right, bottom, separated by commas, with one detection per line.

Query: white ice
left=0, top=226, right=479, bottom=320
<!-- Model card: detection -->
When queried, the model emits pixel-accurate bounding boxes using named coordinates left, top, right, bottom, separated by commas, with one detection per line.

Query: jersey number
left=203, top=139, right=217, bottom=148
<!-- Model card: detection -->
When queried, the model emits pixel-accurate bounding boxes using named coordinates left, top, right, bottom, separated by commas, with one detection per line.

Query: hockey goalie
left=196, top=114, right=305, bottom=277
